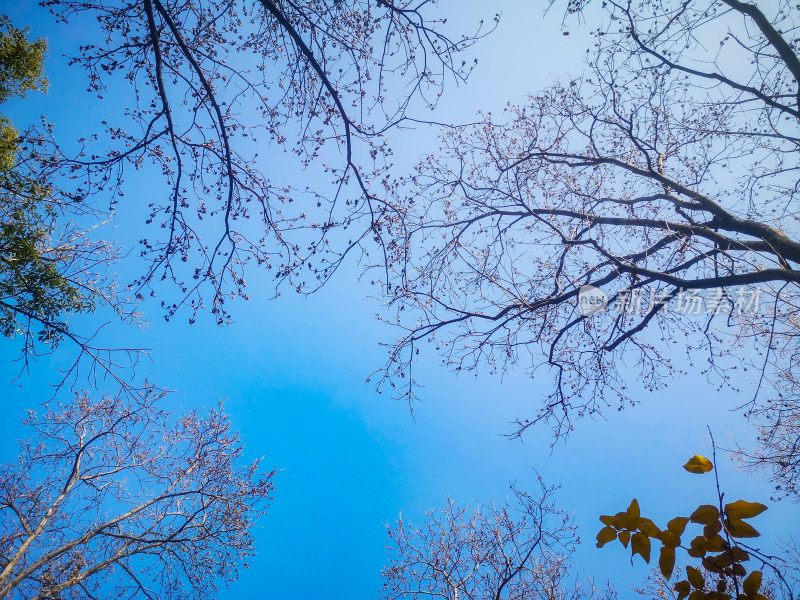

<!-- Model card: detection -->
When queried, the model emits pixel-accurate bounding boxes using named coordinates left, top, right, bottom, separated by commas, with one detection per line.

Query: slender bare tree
left=381, top=480, right=616, bottom=600
left=378, top=0, right=800, bottom=495
left=0, top=387, right=274, bottom=600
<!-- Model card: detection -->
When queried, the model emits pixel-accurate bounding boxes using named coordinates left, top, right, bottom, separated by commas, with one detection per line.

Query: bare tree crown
left=381, top=481, right=616, bottom=600
left=39, top=0, right=495, bottom=324
left=0, top=389, right=274, bottom=600
left=378, top=0, right=800, bottom=494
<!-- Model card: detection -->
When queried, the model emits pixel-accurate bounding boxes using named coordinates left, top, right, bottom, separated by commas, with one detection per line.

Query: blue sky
left=1, top=2, right=799, bottom=599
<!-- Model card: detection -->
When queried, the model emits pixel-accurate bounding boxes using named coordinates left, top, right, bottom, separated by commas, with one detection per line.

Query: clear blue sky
left=1, top=2, right=798, bottom=599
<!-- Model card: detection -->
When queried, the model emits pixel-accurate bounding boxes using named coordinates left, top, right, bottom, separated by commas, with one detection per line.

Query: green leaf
left=683, top=455, right=714, bottom=474
left=0, top=18, right=48, bottom=103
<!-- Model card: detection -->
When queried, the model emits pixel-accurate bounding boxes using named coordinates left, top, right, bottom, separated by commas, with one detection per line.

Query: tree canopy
left=0, top=17, right=46, bottom=104
left=1, top=1, right=799, bottom=597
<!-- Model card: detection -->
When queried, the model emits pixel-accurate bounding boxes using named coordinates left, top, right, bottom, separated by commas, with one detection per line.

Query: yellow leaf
left=730, top=546, right=750, bottom=562
left=743, top=570, right=762, bottom=596
left=703, top=520, right=722, bottom=538
left=668, top=516, right=689, bottom=535
left=726, top=518, right=760, bottom=538
left=675, top=580, right=691, bottom=600
left=724, top=500, right=767, bottom=520
left=596, top=526, right=617, bottom=548
left=599, top=514, right=617, bottom=528
left=659, top=545, right=676, bottom=579
left=627, top=498, right=640, bottom=519
left=683, top=455, right=714, bottom=474
left=687, top=545, right=706, bottom=558
left=690, top=535, right=707, bottom=550
left=704, top=534, right=728, bottom=552
left=631, top=532, right=651, bottom=563
left=618, top=530, right=631, bottom=548
left=690, top=504, right=719, bottom=525
left=709, top=552, right=733, bottom=569
left=686, top=566, right=704, bottom=589
left=614, top=510, right=639, bottom=531
left=659, top=530, right=681, bottom=547
left=702, top=556, right=724, bottom=574
left=639, top=517, right=661, bottom=538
